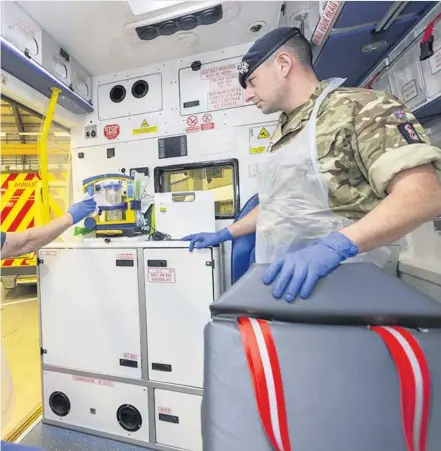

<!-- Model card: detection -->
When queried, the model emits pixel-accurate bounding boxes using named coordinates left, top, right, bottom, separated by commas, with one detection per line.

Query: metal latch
left=37, top=258, right=44, bottom=265
left=206, top=260, right=215, bottom=268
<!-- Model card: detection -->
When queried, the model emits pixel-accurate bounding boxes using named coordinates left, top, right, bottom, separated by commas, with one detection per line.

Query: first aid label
left=148, top=268, right=176, bottom=283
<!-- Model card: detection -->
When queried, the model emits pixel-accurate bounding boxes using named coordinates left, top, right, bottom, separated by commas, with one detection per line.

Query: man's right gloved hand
left=182, top=228, right=232, bottom=252
left=67, top=198, right=97, bottom=224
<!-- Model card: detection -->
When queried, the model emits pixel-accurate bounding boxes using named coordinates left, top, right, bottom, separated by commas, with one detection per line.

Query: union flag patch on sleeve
left=397, top=123, right=423, bottom=144
left=393, top=109, right=407, bottom=120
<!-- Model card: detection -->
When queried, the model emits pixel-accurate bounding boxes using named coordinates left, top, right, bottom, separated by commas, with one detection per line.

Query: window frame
left=154, top=158, right=240, bottom=220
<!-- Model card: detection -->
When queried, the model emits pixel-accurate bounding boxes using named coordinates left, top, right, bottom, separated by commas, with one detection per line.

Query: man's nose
left=244, top=88, right=254, bottom=103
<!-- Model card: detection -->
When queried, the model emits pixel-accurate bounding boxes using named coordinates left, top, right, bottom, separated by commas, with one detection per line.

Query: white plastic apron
left=255, top=77, right=391, bottom=266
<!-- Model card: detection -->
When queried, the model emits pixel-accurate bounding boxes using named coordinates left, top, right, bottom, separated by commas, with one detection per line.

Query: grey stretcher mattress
left=202, top=263, right=441, bottom=451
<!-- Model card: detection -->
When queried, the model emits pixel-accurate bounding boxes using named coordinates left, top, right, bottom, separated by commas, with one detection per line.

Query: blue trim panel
left=96, top=223, right=137, bottom=230
left=82, top=174, right=133, bottom=185
left=334, top=1, right=394, bottom=29
left=314, top=16, right=419, bottom=87
left=0, top=37, right=93, bottom=115
left=414, top=97, right=441, bottom=127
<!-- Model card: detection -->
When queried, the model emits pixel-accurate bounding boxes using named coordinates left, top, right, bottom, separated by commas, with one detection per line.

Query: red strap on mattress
left=237, top=317, right=291, bottom=451
left=370, top=326, right=431, bottom=451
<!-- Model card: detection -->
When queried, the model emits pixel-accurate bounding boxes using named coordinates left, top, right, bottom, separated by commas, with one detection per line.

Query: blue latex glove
left=182, top=228, right=232, bottom=252
left=67, top=198, right=97, bottom=224
left=263, top=232, right=359, bottom=302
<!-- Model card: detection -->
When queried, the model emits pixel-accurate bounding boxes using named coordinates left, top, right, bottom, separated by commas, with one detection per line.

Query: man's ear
left=277, top=51, right=293, bottom=77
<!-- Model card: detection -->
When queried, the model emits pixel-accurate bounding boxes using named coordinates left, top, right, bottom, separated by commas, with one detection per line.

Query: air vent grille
left=136, top=5, right=223, bottom=41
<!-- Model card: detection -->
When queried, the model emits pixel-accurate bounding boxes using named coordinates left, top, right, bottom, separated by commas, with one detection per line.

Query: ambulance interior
left=1, top=1, right=441, bottom=450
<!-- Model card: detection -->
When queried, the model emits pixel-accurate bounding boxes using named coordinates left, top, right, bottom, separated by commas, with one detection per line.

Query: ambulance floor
left=1, top=285, right=41, bottom=440
left=19, top=421, right=154, bottom=451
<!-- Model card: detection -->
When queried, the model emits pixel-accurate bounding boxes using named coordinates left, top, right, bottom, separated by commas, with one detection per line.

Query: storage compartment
left=155, top=389, right=202, bottom=451
left=389, top=37, right=427, bottom=110
left=144, top=246, right=216, bottom=388
left=43, top=370, right=149, bottom=443
left=39, top=247, right=142, bottom=378
left=41, top=31, right=71, bottom=84
left=70, top=57, right=93, bottom=103
left=97, top=73, right=162, bottom=121
left=1, top=1, right=43, bottom=63
left=419, top=19, right=441, bottom=100
left=179, top=56, right=251, bottom=115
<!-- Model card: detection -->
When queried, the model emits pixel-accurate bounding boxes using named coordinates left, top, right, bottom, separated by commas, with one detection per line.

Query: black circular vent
left=139, top=26, right=158, bottom=41
left=131, top=80, right=149, bottom=99
left=49, top=391, right=71, bottom=417
left=109, top=85, right=126, bottom=103
left=200, top=8, right=222, bottom=25
left=117, top=404, right=142, bottom=432
left=159, top=21, right=178, bottom=36
left=179, top=14, right=198, bottom=31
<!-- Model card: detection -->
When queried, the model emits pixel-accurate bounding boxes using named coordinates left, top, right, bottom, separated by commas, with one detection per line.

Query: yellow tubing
left=38, top=87, right=62, bottom=225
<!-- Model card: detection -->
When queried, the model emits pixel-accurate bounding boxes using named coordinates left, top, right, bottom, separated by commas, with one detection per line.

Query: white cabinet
left=43, top=370, right=149, bottom=443
left=155, top=389, right=202, bottom=451
left=39, top=248, right=142, bottom=378
left=144, top=246, right=215, bottom=388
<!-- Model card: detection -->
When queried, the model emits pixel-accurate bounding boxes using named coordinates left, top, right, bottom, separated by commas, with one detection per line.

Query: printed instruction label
left=116, top=253, right=135, bottom=260
left=201, top=61, right=246, bottom=110
left=72, top=375, right=114, bottom=387
left=123, top=353, right=138, bottom=361
left=148, top=268, right=176, bottom=283
left=249, top=124, right=276, bottom=154
left=401, top=79, right=418, bottom=102
left=429, top=47, right=441, bottom=75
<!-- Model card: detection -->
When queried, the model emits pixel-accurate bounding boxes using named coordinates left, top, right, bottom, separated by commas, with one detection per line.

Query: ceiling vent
left=135, top=4, right=223, bottom=41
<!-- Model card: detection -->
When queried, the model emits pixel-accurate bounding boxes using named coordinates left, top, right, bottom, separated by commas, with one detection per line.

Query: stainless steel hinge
left=206, top=260, right=215, bottom=269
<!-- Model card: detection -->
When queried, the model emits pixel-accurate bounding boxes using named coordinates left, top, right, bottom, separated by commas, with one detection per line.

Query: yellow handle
left=38, top=87, right=62, bottom=224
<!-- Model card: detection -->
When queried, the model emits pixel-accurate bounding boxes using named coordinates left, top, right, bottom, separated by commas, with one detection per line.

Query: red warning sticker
left=186, top=126, right=200, bottom=133
left=202, top=113, right=212, bottom=123
left=104, top=124, right=120, bottom=140
left=187, top=115, right=198, bottom=126
left=201, top=122, right=215, bottom=131
left=148, top=268, right=176, bottom=283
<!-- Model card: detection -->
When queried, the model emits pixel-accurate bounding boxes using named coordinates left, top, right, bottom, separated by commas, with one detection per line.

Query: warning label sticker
left=201, top=61, right=246, bottom=111
left=104, top=124, right=120, bottom=140
left=132, top=119, right=158, bottom=135
left=258, top=127, right=271, bottom=139
left=429, top=47, right=441, bottom=75
left=72, top=375, right=114, bottom=387
left=249, top=124, right=276, bottom=154
left=148, top=268, right=176, bottom=283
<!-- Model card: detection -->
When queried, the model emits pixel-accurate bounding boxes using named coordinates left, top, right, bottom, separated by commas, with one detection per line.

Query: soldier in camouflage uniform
left=184, top=27, right=441, bottom=301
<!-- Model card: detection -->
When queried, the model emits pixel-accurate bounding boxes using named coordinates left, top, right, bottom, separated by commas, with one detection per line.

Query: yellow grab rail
left=38, top=87, right=62, bottom=224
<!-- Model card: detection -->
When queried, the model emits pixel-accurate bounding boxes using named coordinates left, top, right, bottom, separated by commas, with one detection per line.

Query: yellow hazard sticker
left=160, top=207, right=167, bottom=212
left=257, top=127, right=270, bottom=139
left=132, top=119, right=158, bottom=135
left=250, top=147, right=266, bottom=154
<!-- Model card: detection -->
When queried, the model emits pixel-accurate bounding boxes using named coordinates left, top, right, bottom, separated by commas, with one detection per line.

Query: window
left=154, top=159, right=240, bottom=219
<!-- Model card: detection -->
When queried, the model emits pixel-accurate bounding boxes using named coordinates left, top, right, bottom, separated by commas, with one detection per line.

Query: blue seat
left=1, top=441, right=42, bottom=450
left=230, top=194, right=259, bottom=285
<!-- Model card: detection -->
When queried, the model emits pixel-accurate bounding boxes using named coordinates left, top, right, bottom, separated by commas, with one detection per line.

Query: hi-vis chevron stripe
left=1, top=172, right=67, bottom=268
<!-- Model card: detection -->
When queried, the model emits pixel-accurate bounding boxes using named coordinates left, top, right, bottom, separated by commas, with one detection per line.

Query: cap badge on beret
left=238, top=61, right=250, bottom=75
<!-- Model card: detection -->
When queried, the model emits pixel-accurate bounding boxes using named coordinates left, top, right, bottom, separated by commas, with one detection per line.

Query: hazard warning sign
left=249, top=124, right=276, bottom=154
left=257, top=127, right=271, bottom=139
left=132, top=119, right=158, bottom=135
left=148, top=268, right=176, bottom=283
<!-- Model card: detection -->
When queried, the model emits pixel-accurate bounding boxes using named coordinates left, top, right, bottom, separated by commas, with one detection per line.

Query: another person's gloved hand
left=263, top=231, right=359, bottom=302
left=182, top=228, right=232, bottom=252
left=67, top=198, right=97, bottom=224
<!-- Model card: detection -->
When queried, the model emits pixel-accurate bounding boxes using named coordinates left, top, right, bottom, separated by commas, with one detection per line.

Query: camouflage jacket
left=267, top=80, right=441, bottom=220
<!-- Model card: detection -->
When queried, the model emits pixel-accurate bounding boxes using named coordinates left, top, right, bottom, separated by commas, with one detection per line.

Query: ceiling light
left=127, top=1, right=188, bottom=16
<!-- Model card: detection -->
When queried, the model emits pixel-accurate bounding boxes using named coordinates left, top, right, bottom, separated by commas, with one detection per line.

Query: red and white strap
left=237, top=317, right=291, bottom=451
left=370, top=326, right=431, bottom=451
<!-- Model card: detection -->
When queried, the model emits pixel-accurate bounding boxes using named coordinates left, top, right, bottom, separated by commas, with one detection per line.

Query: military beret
left=238, top=27, right=301, bottom=89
